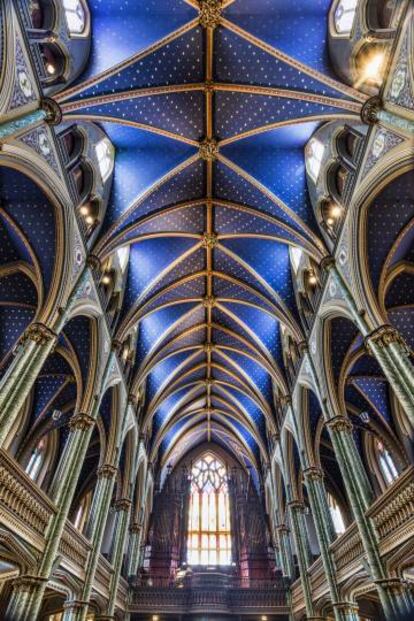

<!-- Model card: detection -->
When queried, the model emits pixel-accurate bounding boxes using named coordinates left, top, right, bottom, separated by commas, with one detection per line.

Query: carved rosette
left=203, top=343, right=215, bottom=353
left=199, top=138, right=219, bottom=161
left=202, top=295, right=217, bottom=308
left=365, top=325, right=411, bottom=356
left=202, top=232, right=218, bottom=249
left=69, top=412, right=95, bottom=431
left=199, top=0, right=222, bottom=29
left=97, top=464, right=118, bottom=479
left=326, top=416, right=353, bottom=434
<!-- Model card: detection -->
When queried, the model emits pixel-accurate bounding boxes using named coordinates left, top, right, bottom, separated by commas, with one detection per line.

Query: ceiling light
left=46, top=63, right=56, bottom=75
left=308, top=272, right=317, bottom=286
left=85, top=215, right=95, bottom=225
left=330, top=204, right=342, bottom=219
left=261, top=616, right=268, bottom=621
left=360, top=50, right=385, bottom=84
left=326, top=217, right=335, bottom=226
left=152, top=616, right=159, bottom=621
left=79, top=205, right=90, bottom=216
left=101, top=273, right=111, bottom=285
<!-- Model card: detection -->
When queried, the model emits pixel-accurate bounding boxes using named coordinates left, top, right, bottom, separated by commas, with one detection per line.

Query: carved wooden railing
left=291, top=466, right=414, bottom=613
left=129, top=575, right=289, bottom=614
left=0, top=450, right=119, bottom=605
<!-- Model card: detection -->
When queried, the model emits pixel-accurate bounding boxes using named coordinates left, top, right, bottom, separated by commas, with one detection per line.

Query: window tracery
left=25, top=437, right=46, bottom=481
left=63, top=0, right=87, bottom=35
left=327, top=492, right=346, bottom=534
left=187, top=454, right=232, bottom=566
left=376, top=440, right=399, bottom=485
left=305, top=138, right=325, bottom=182
left=95, top=137, right=115, bottom=183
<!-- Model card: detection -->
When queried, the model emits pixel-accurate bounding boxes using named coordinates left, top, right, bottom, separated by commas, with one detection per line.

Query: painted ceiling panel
left=224, top=0, right=334, bottom=75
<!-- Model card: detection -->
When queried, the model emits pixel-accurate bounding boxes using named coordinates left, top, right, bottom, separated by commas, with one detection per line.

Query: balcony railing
left=291, top=465, right=414, bottom=614
left=0, top=449, right=119, bottom=603
left=129, top=574, right=289, bottom=614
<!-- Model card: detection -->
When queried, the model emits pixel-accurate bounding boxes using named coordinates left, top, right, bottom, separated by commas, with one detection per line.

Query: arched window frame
left=332, top=0, right=358, bottom=36
left=62, top=0, right=89, bottom=37
left=305, top=137, right=326, bottom=183
left=95, top=137, right=115, bottom=183
left=375, top=439, right=399, bottom=486
left=73, top=489, right=93, bottom=532
left=187, top=453, right=232, bottom=566
left=327, top=491, right=346, bottom=535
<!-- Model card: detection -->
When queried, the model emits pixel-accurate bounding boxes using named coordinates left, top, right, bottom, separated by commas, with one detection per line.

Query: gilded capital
left=326, top=415, right=353, bottom=434
left=97, top=463, right=118, bottom=479
left=86, top=254, right=102, bottom=272
left=319, top=255, right=335, bottom=272
left=22, top=322, right=57, bottom=346
left=199, top=0, right=222, bottom=29
left=303, top=466, right=324, bottom=481
left=69, top=412, right=95, bottom=431
left=115, top=498, right=132, bottom=512
left=287, top=500, right=305, bottom=511
left=365, top=324, right=411, bottom=355
left=360, top=95, right=381, bottom=125
left=41, top=97, right=62, bottom=126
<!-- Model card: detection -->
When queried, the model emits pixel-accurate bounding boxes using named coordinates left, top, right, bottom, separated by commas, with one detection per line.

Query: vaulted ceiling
left=54, top=0, right=366, bottom=471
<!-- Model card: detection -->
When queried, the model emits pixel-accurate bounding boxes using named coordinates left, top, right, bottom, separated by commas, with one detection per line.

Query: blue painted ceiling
left=54, top=0, right=367, bottom=469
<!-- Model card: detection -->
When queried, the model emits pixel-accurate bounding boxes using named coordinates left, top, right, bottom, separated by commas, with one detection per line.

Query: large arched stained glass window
left=187, top=454, right=232, bottom=566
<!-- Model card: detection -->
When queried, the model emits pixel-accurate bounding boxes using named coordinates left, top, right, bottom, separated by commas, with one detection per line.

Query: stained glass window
left=334, top=0, right=357, bottom=35
left=377, top=440, right=399, bottom=485
left=187, top=454, right=232, bottom=566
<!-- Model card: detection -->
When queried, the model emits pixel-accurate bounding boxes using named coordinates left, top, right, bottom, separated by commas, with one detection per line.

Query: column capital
left=130, top=523, right=142, bottom=534
left=303, top=466, right=324, bottom=481
left=326, top=415, right=353, bottom=434
left=280, top=394, right=292, bottom=407
left=275, top=524, right=290, bottom=534
left=319, top=254, right=336, bottom=271
left=21, top=322, right=57, bottom=346
left=11, top=575, right=48, bottom=592
left=361, top=95, right=381, bottom=125
left=376, top=577, right=411, bottom=594
left=298, top=340, right=308, bottom=354
left=114, top=498, right=132, bottom=512
left=287, top=500, right=306, bottom=511
left=63, top=600, right=89, bottom=612
left=86, top=254, right=102, bottom=271
left=128, top=392, right=139, bottom=407
left=69, top=412, right=96, bottom=431
left=365, top=324, right=411, bottom=355
left=41, top=97, right=62, bottom=125
left=333, top=601, right=359, bottom=614
left=97, top=463, right=118, bottom=479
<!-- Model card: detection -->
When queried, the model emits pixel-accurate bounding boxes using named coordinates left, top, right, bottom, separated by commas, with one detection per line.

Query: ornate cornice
left=69, top=412, right=96, bottom=431
left=198, top=0, right=222, bottom=29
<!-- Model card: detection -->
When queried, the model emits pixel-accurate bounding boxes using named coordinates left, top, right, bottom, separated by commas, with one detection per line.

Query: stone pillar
left=303, top=467, right=360, bottom=621
left=274, top=524, right=295, bottom=579
left=105, top=498, right=132, bottom=617
left=63, top=465, right=117, bottom=621
left=62, top=600, right=91, bottom=621
left=126, top=523, right=143, bottom=579
left=287, top=500, right=315, bottom=619
left=5, top=350, right=114, bottom=621
left=0, top=323, right=57, bottom=445
left=5, top=576, right=47, bottom=621
left=323, top=259, right=414, bottom=425
left=0, top=267, right=90, bottom=447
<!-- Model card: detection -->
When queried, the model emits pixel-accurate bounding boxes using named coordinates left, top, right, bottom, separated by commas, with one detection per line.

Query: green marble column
left=105, top=498, right=132, bottom=617
left=0, top=323, right=57, bottom=446
left=287, top=499, right=315, bottom=619
left=324, top=259, right=414, bottom=425
left=64, top=465, right=117, bottom=621
left=126, top=523, right=143, bottom=579
left=0, top=98, right=61, bottom=141
left=5, top=576, right=47, bottom=621
left=5, top=352, right=114, bottom=621
left=275, top=523, right=295, bottom=579
left=0, top=268, right=90, bottom=447
left=361, top=96, right=414, bottom=135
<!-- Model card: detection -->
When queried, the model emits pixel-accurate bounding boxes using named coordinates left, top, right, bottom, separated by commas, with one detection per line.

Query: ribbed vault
left=56, top=0, right=366, bottom=471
